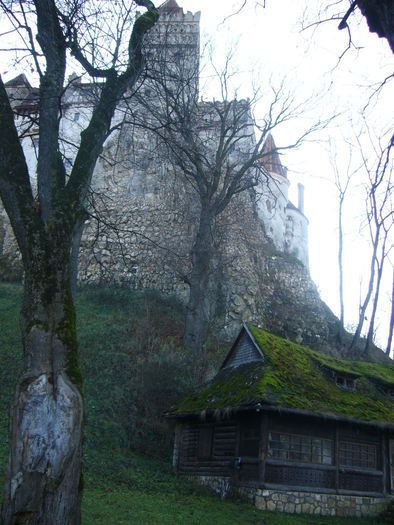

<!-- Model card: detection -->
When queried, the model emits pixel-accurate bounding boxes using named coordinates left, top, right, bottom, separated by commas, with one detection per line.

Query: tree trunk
left=183, top=207, right=215, bottom=353
left=365, top=238, right=387, bottom=353
left=338, top=195, right=345, bottom=342
left=350, top=226, right=380, bottom=350
left=386, top=268, right=394, bottom=355
left=2, top=233, right=83, bottom=525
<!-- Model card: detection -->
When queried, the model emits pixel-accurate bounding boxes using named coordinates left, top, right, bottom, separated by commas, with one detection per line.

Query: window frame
left=338, top=440, right=377, bottom=470
left=268, top=431, right=333, bottom=466
left=335, top=375, right=356, bottom=391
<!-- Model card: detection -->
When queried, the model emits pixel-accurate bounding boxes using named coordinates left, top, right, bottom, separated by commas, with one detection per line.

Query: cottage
left=170, top=325, right=394, bottom=517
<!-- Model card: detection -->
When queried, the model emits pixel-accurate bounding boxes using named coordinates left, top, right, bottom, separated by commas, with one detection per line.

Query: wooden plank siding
left=222, top=331, right=263, bottom=369
left=178, top=421, right=237, bottom=476
left=177, top=412, right=393, bottom=496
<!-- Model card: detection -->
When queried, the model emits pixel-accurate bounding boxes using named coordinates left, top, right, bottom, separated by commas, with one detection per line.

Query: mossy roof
left=177, top=326, right=394, bottom=426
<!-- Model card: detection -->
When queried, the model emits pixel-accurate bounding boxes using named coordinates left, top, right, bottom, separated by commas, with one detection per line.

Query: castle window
left=286, top=216, right=294, bottom=235
left=173, top=51, right=184, bottom=63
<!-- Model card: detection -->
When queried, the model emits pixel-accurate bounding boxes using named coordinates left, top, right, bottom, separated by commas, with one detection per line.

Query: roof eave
left=170, top=401, right=394, bottom=431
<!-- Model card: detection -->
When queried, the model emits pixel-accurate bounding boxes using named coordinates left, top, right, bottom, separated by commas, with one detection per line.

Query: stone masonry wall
left=196, top=475, right=391, bottom=518
left=0, top=153, right=340, bottom=350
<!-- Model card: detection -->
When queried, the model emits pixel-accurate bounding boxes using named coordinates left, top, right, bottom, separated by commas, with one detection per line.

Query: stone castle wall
left=0, top=2, right=341, bottom=350
left=0, top=84, right=339, bottom=348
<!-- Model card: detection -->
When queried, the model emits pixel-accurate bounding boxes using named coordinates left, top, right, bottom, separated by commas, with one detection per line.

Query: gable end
left=222, top=325, right=264, bottom=369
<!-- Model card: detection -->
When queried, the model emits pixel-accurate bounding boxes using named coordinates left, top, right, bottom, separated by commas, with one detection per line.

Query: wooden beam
left=259, top=413, right=268, bottom=483
left=382, top=430, right=387, bottom=494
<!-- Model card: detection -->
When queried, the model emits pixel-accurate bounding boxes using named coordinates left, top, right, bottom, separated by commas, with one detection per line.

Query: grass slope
left=0, top=282, right=387, bottom=524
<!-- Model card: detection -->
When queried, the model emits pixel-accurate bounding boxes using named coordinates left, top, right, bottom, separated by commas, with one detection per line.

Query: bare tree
left=330, top=143, right=354, bottom=342
left=131, top=44, right=329, bottom=352
left=387, top=266, right=394, bottom=355
left=364, top=227, right=392, bottom=352
left=351, top=132, right=394, bottom=351
left=0, top=0, right=158, bottom=523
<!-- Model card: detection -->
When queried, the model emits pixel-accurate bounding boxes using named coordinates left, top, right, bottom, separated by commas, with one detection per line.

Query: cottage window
left=268, top=432, right=333, bottom=465
left=339, top=441, right=377, bottom=470
left=386, top=388, right=394, bottom=400
left=335, top=375, right=355, bottom=391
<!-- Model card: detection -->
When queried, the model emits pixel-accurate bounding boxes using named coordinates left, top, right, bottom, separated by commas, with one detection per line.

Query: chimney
left=297, top=183, right=305, bottom=214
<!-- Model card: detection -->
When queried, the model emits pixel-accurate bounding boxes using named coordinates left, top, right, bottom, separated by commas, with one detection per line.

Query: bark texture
left=2, top=225, right=84, bottom=524
left=183, top=208, right=215, bottom=352
left=3, top=374, right=83, bottom=525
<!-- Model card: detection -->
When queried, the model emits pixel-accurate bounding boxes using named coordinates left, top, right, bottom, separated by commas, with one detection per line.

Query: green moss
left=57, top=287, right=83, bottom=394
left=178, top=327, right=394, bottom=425
left=308, top=351, right=394, bottom=387
left=177, top=363, right=265, bottom=414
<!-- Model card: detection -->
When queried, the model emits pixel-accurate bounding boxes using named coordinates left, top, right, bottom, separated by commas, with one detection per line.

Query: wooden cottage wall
left=176, top=412, right=391, bottom=497
left=337, top=423, right=383, bottom=493
left=177, top=420, right=238, bottom=476
left=262, top=413, right=386, bottom=495
left=263, top=413, right=336, bottom=491
left=237, top=413, right=261, bottom=482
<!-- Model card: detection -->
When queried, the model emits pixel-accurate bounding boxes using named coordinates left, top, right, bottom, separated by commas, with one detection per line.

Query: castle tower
left=257, top=134, right=290, bottom=252
left=285, top=186, right=309, bottom=268
left=143, top=0, right=201, bottom=99
left=257, top=134, right=309, bottom=268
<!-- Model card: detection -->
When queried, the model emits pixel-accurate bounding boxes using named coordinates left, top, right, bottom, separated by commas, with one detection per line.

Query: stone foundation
left=195, top=476, right=391, bottom=518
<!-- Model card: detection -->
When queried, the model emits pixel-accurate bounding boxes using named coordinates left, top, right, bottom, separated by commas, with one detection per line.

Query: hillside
left=0, top=283, right=387, bottom=524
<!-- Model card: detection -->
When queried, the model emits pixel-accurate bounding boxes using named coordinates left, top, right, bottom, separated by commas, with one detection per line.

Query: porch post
left=259, top=413, right=269, bottom=484
left=335, top=422, right=339, bottom=493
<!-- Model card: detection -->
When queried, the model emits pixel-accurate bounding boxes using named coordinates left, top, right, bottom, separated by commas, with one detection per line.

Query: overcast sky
left=180, top=0, right=393, bottom=350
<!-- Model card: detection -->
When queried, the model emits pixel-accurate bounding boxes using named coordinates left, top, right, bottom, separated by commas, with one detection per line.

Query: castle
left=1, top=0, right=339, bottom=349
